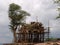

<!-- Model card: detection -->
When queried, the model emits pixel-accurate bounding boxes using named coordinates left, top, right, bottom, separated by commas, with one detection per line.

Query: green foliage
left=54, top=0, right=60, bottom=19
left=8, top=3, right=30, bottom=32
left=56, top=15, right=60, bottom=19
left=9, top=3, right=21, bottom=11
left=45, top=38, right=57, bottom=41
left=8, top=3, right=30, bottom=42
left=54, top=0, right=60, bottom=3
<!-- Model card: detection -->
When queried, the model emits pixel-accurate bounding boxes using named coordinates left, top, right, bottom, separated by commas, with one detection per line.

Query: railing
left=16, top=33, right=45, bottom=43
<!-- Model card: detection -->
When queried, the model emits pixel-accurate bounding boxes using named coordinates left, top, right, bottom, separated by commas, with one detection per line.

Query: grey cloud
left=0, top=0, right=60, bottom=43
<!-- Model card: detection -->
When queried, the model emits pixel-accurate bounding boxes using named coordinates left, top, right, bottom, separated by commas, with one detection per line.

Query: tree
left=56, top=8, right=60, bottom=19
left=54, top=0, right=60, bottom=19
left=8, top=3, right=30, bottom=43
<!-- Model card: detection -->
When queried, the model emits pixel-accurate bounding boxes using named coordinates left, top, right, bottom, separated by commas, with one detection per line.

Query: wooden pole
left=48, top=20, right=50, bottom=41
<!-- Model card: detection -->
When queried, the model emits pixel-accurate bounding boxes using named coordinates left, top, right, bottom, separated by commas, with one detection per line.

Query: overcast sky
left=0, top=0, right=60, bottom=43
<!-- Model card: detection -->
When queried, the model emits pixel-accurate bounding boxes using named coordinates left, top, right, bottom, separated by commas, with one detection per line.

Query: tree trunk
left=13, top=31, right=17, bottom=43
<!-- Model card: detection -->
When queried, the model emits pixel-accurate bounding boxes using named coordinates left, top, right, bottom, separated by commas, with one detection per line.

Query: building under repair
left=16, top=22, right=49, bottom=43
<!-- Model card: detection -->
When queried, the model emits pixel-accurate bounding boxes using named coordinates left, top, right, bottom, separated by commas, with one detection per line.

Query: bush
left=45, top=38, right=57, bottom=41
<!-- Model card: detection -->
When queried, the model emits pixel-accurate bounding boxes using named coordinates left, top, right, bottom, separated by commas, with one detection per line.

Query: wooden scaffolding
left=16, top=22, right=49, bottom=43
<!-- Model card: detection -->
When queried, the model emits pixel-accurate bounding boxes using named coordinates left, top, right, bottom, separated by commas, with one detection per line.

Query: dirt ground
left=3, top=41, right=60, bottom=45
left=35, top=41, right=60, bottom=45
